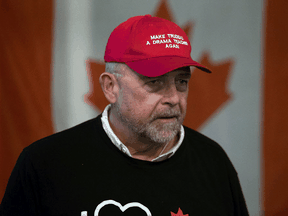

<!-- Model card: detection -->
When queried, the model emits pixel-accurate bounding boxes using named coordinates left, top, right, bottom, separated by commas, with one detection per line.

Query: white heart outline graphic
left=94, top=199, right=152, bottom=216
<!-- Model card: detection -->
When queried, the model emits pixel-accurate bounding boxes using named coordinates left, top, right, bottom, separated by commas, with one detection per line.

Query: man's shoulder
left=183, top=126, right=230, bottom=159
left=183, top=125, right=237, bottom=173
left=183, top=126, right=220, bottom=146
left=25, top=115, right=103, bottom=156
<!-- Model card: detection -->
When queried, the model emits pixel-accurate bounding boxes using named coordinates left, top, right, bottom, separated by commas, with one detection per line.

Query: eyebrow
left=177, top=72, right=191, bottom=79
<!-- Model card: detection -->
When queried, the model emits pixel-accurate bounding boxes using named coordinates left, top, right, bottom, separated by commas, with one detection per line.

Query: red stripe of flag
left=263, top=0, right=288, bottom=215
left=0, top=0, right=54, bottom=202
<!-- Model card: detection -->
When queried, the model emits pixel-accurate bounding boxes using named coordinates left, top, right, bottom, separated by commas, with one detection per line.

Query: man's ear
left=99, top=72, right=119, bottom=104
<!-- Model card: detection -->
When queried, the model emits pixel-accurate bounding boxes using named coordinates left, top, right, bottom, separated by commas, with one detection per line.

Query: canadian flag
left=0, top=1, right=287, bottom=215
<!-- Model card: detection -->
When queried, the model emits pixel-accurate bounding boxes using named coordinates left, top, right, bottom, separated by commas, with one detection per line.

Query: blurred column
left=52, top=0, right=97, bottom=132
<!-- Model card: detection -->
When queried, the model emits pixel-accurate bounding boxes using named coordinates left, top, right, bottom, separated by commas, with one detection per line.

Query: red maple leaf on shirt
left=171, top=208, right=189, bottom=216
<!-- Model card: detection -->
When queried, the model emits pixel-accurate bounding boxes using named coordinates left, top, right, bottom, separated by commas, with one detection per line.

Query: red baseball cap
left=104, top=15, right=211, bottom=77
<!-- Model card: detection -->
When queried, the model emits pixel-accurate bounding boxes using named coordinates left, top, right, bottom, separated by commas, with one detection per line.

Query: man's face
left=113, top=65, right=191, bottom=144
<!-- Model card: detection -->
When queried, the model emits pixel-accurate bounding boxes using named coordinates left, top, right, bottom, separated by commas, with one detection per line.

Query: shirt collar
left=100, top=104, right=185, bottom=162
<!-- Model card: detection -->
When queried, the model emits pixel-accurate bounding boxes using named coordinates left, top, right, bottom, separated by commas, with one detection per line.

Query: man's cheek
left=145, top=94, right=161, bottom=106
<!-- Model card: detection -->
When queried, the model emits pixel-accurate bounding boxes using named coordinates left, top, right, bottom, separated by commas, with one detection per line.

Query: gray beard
left=135, top=120, right=181, bottom=144
left=114, top=103, right=183, bottom=144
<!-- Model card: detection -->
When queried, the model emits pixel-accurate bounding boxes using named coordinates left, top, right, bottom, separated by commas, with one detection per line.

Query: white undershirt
left=100, top=104, right=185, bottom=162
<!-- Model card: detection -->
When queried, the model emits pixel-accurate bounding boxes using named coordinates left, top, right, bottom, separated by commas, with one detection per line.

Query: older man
left=0, top=15, right=249, bottom=216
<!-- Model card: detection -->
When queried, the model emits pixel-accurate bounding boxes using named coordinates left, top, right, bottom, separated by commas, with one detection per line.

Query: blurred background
left=1, top=0, right=287, bottom=215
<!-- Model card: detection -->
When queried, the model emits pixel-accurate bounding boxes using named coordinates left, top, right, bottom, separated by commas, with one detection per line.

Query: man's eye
left=145, top=79, right=165, bottom=92
left=148, top=79, right=163, bottom=85
left=176, top=79, right=188, bottom=85
left=176, top=79, right=188, bottom=91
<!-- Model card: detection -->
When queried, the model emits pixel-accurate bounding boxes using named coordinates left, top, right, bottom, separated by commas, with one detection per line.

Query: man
left=0, top=15, right=249, bottom=215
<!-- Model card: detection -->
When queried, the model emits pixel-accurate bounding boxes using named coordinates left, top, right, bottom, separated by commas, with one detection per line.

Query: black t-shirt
left=0, top=115, right=249, bottom=216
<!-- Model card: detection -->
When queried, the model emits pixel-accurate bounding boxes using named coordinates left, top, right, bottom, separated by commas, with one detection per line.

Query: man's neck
left=127, top=135, right=179, bottom=161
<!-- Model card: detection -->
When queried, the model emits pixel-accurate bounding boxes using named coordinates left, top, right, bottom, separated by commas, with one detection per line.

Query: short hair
left=105, top=62, right=124, bottom=79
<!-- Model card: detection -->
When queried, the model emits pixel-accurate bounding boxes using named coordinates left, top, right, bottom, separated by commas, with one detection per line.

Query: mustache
left=151, top=109, right=181, bottom=120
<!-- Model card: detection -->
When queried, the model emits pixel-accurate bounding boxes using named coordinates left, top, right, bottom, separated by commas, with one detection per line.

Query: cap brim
left=126, top=56, right=211, bottom=77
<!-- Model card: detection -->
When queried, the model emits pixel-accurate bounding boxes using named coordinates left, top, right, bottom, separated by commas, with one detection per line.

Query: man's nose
left=161, top=82, right=180, bottom=106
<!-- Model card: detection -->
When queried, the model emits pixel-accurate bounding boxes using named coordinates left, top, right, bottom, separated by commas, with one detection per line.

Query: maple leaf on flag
left=184, top=52, right=234, bottom=130
left=171, top=208, right=189, bottom=216
left=85, top=0, right=234, bottom=130
left=153, top=0, right=194, bottom=37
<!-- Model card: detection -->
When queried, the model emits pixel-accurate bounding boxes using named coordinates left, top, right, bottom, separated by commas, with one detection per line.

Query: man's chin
left=149, top=132, right=177, bottom=144
left=152, top=120, right=181, bottom=131
left=145, top=125, right=180, bottom=144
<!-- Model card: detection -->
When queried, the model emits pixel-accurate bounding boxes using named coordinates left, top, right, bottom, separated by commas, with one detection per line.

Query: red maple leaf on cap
left=171, top=208, right=189, bottom=216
